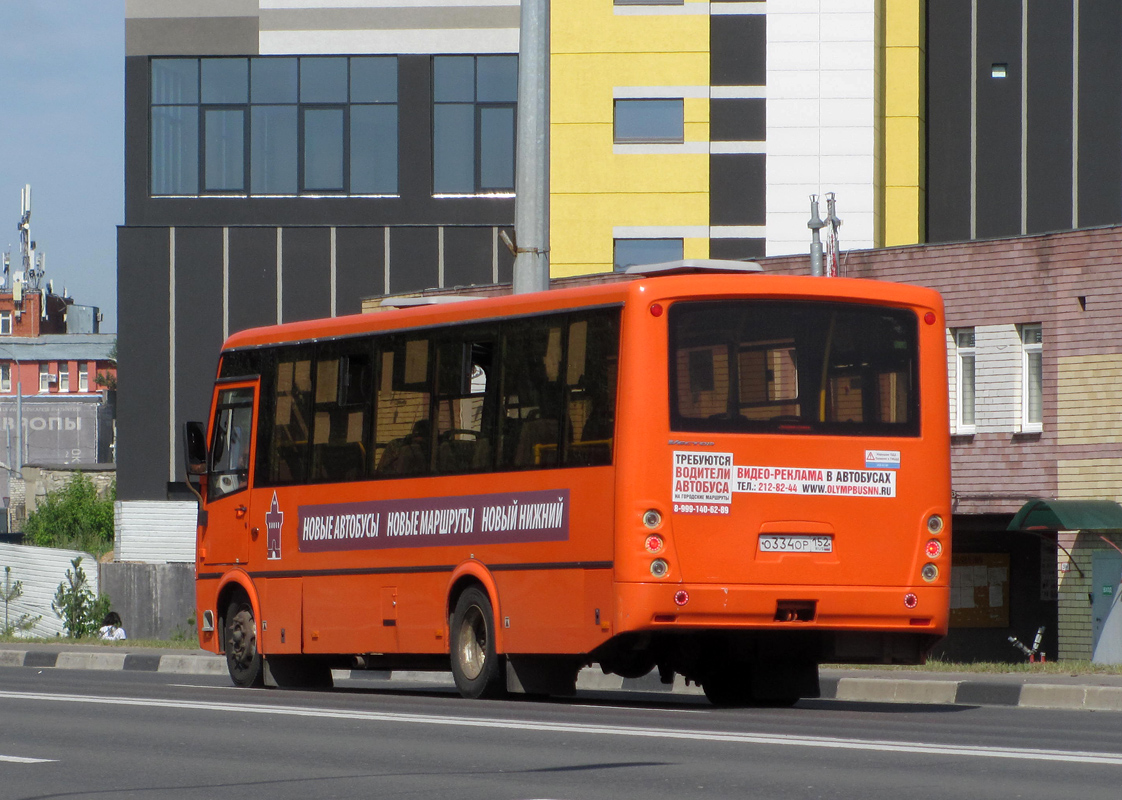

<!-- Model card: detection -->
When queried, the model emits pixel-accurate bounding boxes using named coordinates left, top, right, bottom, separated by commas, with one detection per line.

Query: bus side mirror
left=183, top=421, right=207, bottom=476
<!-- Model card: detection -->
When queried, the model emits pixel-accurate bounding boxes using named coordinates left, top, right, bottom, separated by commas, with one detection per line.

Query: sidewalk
left=3, top=641, right=1121, bottom=712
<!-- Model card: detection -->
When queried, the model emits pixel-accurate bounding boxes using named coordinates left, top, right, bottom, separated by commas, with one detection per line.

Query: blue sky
left=0, top=1, right=124, bottom=332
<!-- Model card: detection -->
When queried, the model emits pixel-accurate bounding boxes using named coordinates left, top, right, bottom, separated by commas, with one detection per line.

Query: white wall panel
left=0, top=543, right=99, bottom=638
left=115, top=501, right=198, bottom=564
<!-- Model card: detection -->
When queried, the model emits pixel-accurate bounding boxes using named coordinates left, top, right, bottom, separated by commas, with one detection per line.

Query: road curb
left=5, top=648, right=1120, bottom=712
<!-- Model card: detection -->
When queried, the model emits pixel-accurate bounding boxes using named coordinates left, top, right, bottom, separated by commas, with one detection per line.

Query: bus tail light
left=674, top=590, right=689, bottom=606
left=903, top=593, right=918, bottom=609
left=650, top=559, right=669, bottom=578
left=645, top=535, right=664, bottom=554
left=926, top=514, right=944, bottom=534
left=925, top=539, right=943, bottom=558
left=921, top=563, right=939, bottom=582
left=643, top=509, right=662, bottom=529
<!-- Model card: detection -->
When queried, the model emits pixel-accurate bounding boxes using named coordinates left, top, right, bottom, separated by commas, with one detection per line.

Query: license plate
left=759, top=534, right=833, bottom=553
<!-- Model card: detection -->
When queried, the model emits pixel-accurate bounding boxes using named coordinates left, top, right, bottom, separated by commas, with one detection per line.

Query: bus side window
left=311, top=342, right=373, bottom=483
left=499, top=320, right=565, bottom=469
left=564, top=311, right=619, bottom=467
left=434, top=336, right=495, bottom=474
left=375, top=338, right=433, bottom=476
left=266, top=350, right=314, bottom=484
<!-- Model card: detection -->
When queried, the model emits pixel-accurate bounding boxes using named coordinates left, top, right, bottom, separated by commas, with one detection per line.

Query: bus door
left=203, top=381, right=259, bottom=566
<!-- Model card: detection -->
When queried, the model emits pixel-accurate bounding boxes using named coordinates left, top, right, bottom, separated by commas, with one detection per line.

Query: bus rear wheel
left=450, top=587, right=505, bottom=699
left=225, top=599, right=263, bottom=688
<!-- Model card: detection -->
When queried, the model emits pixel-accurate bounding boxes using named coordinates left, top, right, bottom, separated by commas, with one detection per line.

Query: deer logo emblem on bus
left=266, top=492, right=284, bottom=560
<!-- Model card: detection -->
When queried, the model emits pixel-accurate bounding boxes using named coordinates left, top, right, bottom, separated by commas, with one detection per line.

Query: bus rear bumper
left=615, top=581, right=948, bottom=636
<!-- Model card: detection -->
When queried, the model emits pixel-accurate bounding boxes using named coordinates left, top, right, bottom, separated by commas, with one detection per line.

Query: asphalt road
left=2, top=667, right=1120, bottom=800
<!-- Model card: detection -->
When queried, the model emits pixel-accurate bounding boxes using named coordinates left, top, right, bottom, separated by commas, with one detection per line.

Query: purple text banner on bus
left=297, top=489, right=570, bottom=553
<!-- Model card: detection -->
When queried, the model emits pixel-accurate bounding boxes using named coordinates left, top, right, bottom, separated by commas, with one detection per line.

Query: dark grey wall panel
left=336, top=227, right=385, bottom=315
left=118, top=227, right=172, bottom=500
left=280, top=228, right=331, bottom=323
left=710, top=154, right=765, bottom=226
left=926, top=0, right=973, bottom=243
left=975, top=0, right=1022, bottom=240
left=124, top=57, right=150, bottom=227
left=710, top=99, right=765, bottom=142
left=1077, top=2, right=1122, bottom=227
left=711, top=15, right=765, bottom=86
left=709, top=238, right=765, bottom=261
left=389, top=227, right=439, bottom=293
left=173, top=228, right=224, bottom=484
left=228, top=227, right=278, bottom=335
left=1026, top=0, right=1073, bottom=234
left=444, top=227, right=494, bottom=287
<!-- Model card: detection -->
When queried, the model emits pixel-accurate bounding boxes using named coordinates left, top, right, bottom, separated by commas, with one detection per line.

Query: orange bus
left=184, top=262, right=951, bottom=705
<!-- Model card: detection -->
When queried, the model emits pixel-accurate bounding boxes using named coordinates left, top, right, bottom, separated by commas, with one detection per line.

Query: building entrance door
left=1091, top=550, right=1122, bottom=664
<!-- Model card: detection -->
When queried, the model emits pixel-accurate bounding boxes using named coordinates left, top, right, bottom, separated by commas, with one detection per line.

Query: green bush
left=25, top=473, right=115, bottom=557
left=51, top=557, right=110, bottom=638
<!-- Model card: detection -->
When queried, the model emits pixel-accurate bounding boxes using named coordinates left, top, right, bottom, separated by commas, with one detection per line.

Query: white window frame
left=78, top=363, right=89, bottom=392
left=0, top=364, right=9, bottom=393
left=0, top=311, right=11, bottom=335
left=1020, top=323, right=1043, bottom=433
left=39, top=363, right=50, bottom=393
left=58, top=363, right=69, bottom=393
left=954, top=328, right=976, bottom=435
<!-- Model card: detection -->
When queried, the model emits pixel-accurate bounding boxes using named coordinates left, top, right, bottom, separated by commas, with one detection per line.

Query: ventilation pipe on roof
left=808, top=195, right=825, bottom=276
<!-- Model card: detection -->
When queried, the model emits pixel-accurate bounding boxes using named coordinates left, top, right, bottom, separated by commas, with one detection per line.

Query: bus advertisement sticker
left=295, top=489, right=570, bottom=553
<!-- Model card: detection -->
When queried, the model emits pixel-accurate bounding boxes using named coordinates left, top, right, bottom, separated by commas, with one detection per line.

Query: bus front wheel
left=225, top=599, right=263, bottom=688
left=450, top=587, right=505, bottom=699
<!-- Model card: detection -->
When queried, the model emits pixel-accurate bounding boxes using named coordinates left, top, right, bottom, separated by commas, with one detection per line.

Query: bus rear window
left=669, top=300, right=919, bottom=436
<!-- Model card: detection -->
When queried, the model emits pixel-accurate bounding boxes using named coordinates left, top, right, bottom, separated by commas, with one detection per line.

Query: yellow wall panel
left=884, top=186, right=923, bottom=245
left=552, top=53, right=710, bottom=124
left=552, top=128, right=709, bottom=193
left=885, top=0, right=923, bottom=48
left=885, top=48, right=922, bottom=118
left=553, top=0, right=708, bottom=56
left=885, top=116, right=922, bottom=187
left=551, top=192, right=709, bottom=270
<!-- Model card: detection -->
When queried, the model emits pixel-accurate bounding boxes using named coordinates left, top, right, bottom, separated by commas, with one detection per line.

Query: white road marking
left=3, top=689, right=1122, bottom=767
left=0, top=754, right=56, bottom=764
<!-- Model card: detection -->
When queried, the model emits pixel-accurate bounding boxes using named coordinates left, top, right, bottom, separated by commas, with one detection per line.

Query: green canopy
left=1007, top=499, right=1122, bottom=532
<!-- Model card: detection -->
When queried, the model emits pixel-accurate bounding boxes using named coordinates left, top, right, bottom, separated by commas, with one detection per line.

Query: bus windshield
left=669, top=300, right=919, bottom=436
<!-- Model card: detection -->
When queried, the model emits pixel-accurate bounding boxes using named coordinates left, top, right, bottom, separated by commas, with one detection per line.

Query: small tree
left=52, top=557, right=110, bottom=638
left=2, top=565, right=41, bottom=636
left=24, top=473, right=115, bottom=557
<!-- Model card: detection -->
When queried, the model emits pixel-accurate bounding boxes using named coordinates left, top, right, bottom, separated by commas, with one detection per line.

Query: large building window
left=1020, top=323, right=1043, bottom=431
left=433, top=55, right=517, bottom=195
left=151, top=56, right=398, bottom=197
left=954, top=328, right=975, bottom=433
left=0, top=364, right=9, bottom=393
left=0, top=311, right=11, bottom=335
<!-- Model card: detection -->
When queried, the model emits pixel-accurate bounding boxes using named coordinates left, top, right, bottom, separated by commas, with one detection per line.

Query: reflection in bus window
left=501, top=320, right=565, bottom=469
left=312, top=342, right=373, bottom=482
left=376, top=338, right=432, bottom=476
left=266, top=350, right=313, bottom=483
left=670, top=301, right=918, bottom=436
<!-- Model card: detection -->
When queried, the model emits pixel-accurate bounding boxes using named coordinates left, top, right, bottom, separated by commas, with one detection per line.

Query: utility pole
left=511, top=0, right=550, bottom=294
